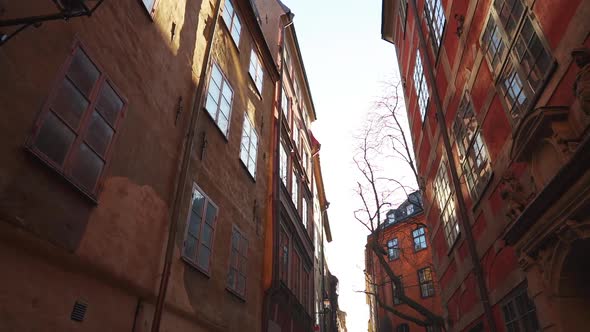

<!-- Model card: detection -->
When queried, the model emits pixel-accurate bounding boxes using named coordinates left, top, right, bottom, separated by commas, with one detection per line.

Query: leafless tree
left=354, top=81, right=444, bottom=331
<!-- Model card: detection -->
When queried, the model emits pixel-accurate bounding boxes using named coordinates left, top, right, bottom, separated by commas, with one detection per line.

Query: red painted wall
left=388, top=0, right=589, bottom=330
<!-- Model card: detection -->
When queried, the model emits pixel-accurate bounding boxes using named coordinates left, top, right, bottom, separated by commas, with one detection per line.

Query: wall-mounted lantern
left=0, top=0, right=105, bottom=46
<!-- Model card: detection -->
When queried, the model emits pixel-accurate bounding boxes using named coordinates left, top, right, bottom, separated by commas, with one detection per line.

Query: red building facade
left=382, top=0, right=590, bottom=331
left=366, top=192, right=444, bottom=331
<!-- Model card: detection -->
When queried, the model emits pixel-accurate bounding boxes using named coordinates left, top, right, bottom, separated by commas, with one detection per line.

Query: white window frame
left=222, top=0, right=242, bottom=46
left=413, top=50, right=429, bottom=121
left=240, top=113, right=258, bottom=178
left=249, top=49, right=264, bottom=93
left=280, top=140, right=288, bottom=186
left=227, top=225, right=248, bottom=298
left=205, top=63, right=233, bottom=136
left=291, top=169, right=299, bottom=210
left=434, top=161, right=460, bottom=246
left=182, top=183, right=219, bottom=274
left=424, top=0, right=446, bottom=51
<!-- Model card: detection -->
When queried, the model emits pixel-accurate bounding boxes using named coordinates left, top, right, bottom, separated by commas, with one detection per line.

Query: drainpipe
left=150, top=0, right=223, bottom=330
left=407, top=0, right=497, bottom=331
left=262, top=11, right=294, bottom=332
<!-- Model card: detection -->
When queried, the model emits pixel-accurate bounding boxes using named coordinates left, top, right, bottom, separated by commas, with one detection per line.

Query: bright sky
left=282, top=1, right=401, bottom=330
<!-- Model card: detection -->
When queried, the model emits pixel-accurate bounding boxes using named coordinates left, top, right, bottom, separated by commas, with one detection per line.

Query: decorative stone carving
left=572, top=47, right=590, bottom=116
left=500, top=171, right=537, bottom=222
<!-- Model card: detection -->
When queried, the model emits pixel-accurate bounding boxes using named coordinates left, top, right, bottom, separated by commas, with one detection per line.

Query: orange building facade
left=0, top=0, right=279, bottom=331
left=366, top=192, right=443, bottom=331
left=381, top=0, right=590, bottom=331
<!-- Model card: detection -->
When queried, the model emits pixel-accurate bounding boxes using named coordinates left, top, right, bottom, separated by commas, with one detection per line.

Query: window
left=141, top=0, right=156, bottom=14
left=284, top=47, right=293, bottom=78
left=292, top=250, right=301, bottom=298
left=391, top=283, right=401, bottom=305
left=502, top=285, right=540, bottom=332
left=399, top=0, right=408, bottom=34
left=240, top=113, right=258, bottom=177
left=424, top=0, right=446, bottom=51
left=249, top=49, right=263, bottom=93
left=413, top=50, right=429, bottom=120
left=183, top=184, right=218, bottom=273
left=293, top=79, right=301, bottom=103
left=387, top=238, right=400, bottom=261
left=292, top=121, right=300, bottom=154
left=281, top=88, right=290, bottom=120
left=413, top=227, right=427, bottom=251
left=453, top=94, right=491, bottom=199
left=434, top=161, right=460, bottom=246
left=418, top=267, right=435, bottom=297
left=280, top=141, right=288, bottom=186
left=28, top=46, right=125, bottom=197
left=205, top=63, right=233, bottom=136
left=482, top=18, right=507, bottom=74
left=303, top=147, right=311, bottom=180
left=406, top=204, right=415, bottom=215
left=302, top=196, right=309, bottom=228
left=222, top=0, right=241, bottom=46
left=291, top=170, right=299, bottom=209
left=280, top=228, right=289, bottom=284
left=481, top=0, right=553, bottom=123
left=227, top=226, right=248, bottom=297
left=387, top=211, right=396, bottom=224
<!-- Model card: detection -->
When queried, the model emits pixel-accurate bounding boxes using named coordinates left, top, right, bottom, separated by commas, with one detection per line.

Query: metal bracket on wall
left=0, top=0, right=105, bottom=47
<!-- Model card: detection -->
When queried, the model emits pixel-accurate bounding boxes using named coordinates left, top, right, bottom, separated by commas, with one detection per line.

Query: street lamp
left=0, top=0, right=105, bottom=46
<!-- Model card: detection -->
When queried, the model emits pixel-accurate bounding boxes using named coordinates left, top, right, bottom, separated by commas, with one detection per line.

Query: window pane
left=142, top=0, right=156, bottom=11
left=183, top=235, right=197, bottom=259
left=211, top=65, right=223, bottom=86
left=50, top=78, right=88, bottom=130
left=217, top=113, right=229, bottom=134
left=227, top=268, right=236, bottom=287
left=96, top=83, right=123, bottom=126
left=205, top=202, right=217, bottom=226
left=237, top=274, right=246, bottom=294
left=192, top=189, right=205, bottom=212
left=202, top=224, right=213, bottom=247
left=34, top=112, right=76, bottom=166
left=197, top=245, right=210, bottom=269
left=188, top=210, right=201, bottom=237
left=67, top=49, right=99, bottom=98
left=205, top=93, right=219, bottom=117
left=70, top=143, right=105, bottom=192
left=85, top=111, right=114, bottom=157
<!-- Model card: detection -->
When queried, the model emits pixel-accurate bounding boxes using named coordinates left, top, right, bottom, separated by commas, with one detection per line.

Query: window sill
left=181, top=255, right=211, bottom=278
left=25, top=145, right=99, bottom=205
left=226, top=287, right=246, bottom=302
left=414, top=247, right=428, bottom=254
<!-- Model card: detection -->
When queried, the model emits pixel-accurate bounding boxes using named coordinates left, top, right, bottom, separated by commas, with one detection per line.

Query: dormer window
left=386, top=211, right=396, bottom=224
left=406, top=204, right=415, bottom=215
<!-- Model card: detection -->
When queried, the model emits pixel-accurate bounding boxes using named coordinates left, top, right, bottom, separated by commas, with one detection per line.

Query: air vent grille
left=71, top=300, right=87, bottom=322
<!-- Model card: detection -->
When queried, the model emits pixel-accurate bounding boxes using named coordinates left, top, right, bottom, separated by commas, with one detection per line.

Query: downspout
left=407, top=0, right=497, bottom=331
left=262, top=11, right=294, bottom=332
left=151, top=0, right=223, bottom=330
